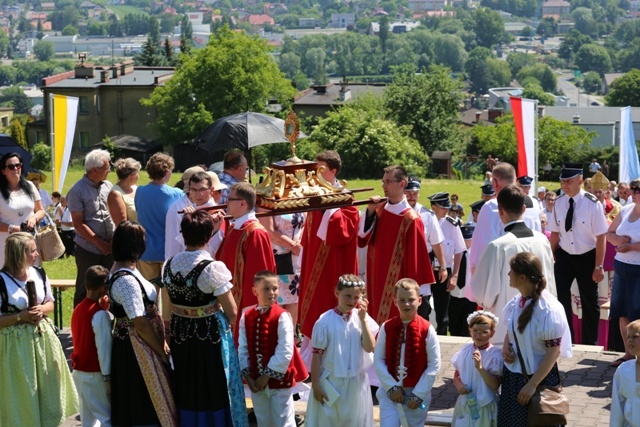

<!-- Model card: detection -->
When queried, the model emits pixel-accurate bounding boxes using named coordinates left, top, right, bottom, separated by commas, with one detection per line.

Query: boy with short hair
left=70, top=265, right=113, bottom=427
left=238, top=270, right=308, bottom=427
left=610, top=319, right=640, bottom=426
left=374, top=278, right=441, bottom=427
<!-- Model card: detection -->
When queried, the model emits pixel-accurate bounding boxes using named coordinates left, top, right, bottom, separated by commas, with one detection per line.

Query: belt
left=172, top=303, right=220, bottom=318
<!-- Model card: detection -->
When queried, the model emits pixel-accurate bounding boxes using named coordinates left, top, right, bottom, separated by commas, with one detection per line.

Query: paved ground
left=59, top=331, right=620, bottom=426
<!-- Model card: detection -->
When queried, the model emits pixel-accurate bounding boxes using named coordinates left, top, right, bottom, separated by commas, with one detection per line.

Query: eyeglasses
left=226, top=197, right=243, bottom=202
left=381, top=179, right=400, bottom=185
left=5, top=163, right=22, bottom=170
left=189, top=187, right=210, bottom=195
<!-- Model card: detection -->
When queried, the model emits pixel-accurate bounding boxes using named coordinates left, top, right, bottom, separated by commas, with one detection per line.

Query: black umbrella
left=195, top=112, right=306, bottom=153
left=0, top=134, right=32, bottom=175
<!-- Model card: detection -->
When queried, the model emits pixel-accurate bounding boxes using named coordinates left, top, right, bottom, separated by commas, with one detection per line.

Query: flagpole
left=48, top=93, right=55, bottom=194
left=534, top=99, right=539, bottom=193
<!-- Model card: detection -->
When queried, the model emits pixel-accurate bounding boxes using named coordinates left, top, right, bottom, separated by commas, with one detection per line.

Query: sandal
left=611, top=356, right=633, bottom=368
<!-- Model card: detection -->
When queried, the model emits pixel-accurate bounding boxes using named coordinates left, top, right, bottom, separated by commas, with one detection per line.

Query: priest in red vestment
left=358, top=165, right=435, bottom=325
left=211, top=182, right=276, bottom=315
left=298, top=150, right=359, bottom=339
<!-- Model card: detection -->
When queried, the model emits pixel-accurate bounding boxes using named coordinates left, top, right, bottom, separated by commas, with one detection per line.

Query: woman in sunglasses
left=0, top=153, right=46, bottom=266
left=607, top=177, right=640, bottom=367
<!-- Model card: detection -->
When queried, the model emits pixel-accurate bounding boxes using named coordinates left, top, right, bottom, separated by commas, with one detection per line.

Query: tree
left=467, top=8, right=504, bottom=49
left=582, top=71, right=602, bottom=94
left=304, top=47, right=327, bottom=84
left=572, top=7, right=596, bottom=36
left=0, top=66, right=17, bottom=86
left=507, top=52, right=537, bottom=76
left=109, top=14, right=123, bottom=37
left=522, top=83, right=556, bottom=105
left=33, top=40, right=55, bottom=62
left=516, top=63, right=557, bottom=92
left=465, top=46, right=493, bottom=94
left=520, top=26, right=534, bottom=37
left=0, top=87, right=32, bottom=115
left=9, top=117, right=27, bottom=149
left=574, top=43, right=612, bottom=76
left=605, top=69, right=640, bottom=106
left=433, top=33, right=467, bottom=72
left=558, top=29, right=593, bottom=61
left=36, top=19, right=44, bottom=39
left=141, top=26, right=297, bottom=145
left=384, top=64, right=464, bottom=154
left=61, top=24, right=78, bottom=35
left=536, top=17, right=557, bottom=38
left=163, top=37, right=175, bottom=66
left=306, top=104, right=429, bottom=179
left=278, top=52, right=301, bottom=78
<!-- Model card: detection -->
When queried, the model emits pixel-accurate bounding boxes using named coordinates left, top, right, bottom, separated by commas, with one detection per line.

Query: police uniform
left=548, top=164, right=609, bottom=345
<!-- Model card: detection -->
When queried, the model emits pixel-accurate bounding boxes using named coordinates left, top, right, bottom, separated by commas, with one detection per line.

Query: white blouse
left=615, top=204, right=640, bottom=265
left=110, top=268, right=157, bottom=319
left=451, top=343, right=502, bottom=407
left=503, top=290, right=572, bottom=375
left=610, top=359, right=640, bottom=427
left=162, top=250, right=232, bottom=297
left=0, top=267, right=53, bottom=312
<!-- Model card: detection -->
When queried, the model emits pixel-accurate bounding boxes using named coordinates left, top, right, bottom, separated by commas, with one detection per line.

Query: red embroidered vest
left=384, top=315, right=430, bottom=387
left=245, top=304, right=308, bottom=389
left=71, top=298, right=104, bottom=372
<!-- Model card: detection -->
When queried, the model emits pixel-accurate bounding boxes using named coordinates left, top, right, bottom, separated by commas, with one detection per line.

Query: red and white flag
left=511, top=96, right=536, bottom=179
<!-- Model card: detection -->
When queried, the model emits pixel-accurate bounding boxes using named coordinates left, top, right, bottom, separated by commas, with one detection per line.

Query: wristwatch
left=595, top=265, right=604, bottom=270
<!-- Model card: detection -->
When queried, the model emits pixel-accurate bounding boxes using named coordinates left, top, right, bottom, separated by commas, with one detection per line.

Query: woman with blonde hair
left=108, top=157, right=141, bottom=226
left=0, top=232, right=78, bottom=426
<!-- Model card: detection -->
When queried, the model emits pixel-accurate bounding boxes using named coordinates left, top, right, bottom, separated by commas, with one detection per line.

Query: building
left=542, top=0, right=571, bottom=17
left=488, top=87, right=523, bottom=111
left=408, top=0, right=448, bottom=11
left=247, top=14, right=275, bottom=27
left=331, top=13, right=355, bottom=29
left=603, top=73, right=624, bottom=94
left=369, top=20, right=421, bottom=35
left=292, top=81, right=386, bottom=118
left=33, top=61, right=174, bottom=150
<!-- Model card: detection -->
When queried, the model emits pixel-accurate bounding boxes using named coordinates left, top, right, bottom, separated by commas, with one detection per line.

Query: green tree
left=572, top=7, right=596, bottom=36
left=575, top=43, right=612, bottom=76
left=433, top=33, right=466, bottom=72
left=305, top=47, right=327, bottom=84
left=278, top=52, right=301, bottom=78
left=384, top=64, right=464, bottom=154
left=558, top=29, right=593, bottom=61
left=507, top=52, right=537, bottom=76
left=520, top=26, right=534, bottom=37
left=36, top=19, right=44, bottom=39
left=109, top=14, right=123, bottom=37
left=33, top=40, right=55, bottom=62
left=467, top=8, right=504, bottom=49
left=8, top=117, right=27, bottom=149
left=465, top=46, right=493, bottom=94
left=582, top=71, right=602, bottom=94
left=31, top=142, right=51, bottom=170
left=522, top=83, right=556, bottom=105
left=516, top=63, right=557, bottom=92
left=306, top=106, right=429, bottom=179
left=487, top=58, right=511, bottom=87
left=0, top=86, right=32, bottom=114
left=0, top=66, right=17, bottom=86
left=605, top=69, right=640, bottom=106
left=163, top=37, right=175, bottom=66
left=536, top=17, right=557, bottom=38
left=61, top=24, right=78, bottom=35
left=141, top=26, right=296, bottom=145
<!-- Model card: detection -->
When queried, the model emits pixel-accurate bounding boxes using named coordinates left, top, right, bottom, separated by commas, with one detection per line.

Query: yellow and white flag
left=51, top=94, right=79, bottom=193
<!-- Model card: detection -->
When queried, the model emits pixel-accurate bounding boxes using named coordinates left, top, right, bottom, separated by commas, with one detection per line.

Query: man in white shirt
left=516, top=175, right=542, bottom=232
left=536, top=186, right=546, bottom=210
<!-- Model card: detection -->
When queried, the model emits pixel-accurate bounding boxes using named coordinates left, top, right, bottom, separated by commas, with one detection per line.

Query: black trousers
left=448, top=296, right=478, bottom=337
left=74, top=245, right=114, bottom=307
left=417, top=268, right=451, bottom=335
left=554, top=247, right=599, bottom=345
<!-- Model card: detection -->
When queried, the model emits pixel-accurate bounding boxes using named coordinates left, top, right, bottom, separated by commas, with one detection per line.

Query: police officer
left=548, top=163, right=609, bottom=345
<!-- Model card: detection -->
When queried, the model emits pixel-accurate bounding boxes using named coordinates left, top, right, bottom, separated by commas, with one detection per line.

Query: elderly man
left=217, top=150, right=248, bottom=204
left=548, top=163, right=609, bottom=345
left=67, top=149, right=115, bottom=306
left=536, top=186, right=546, bottom=210
left=617, top=182, right=631, bottom=205
left=359, top=165, right=435, bottom=324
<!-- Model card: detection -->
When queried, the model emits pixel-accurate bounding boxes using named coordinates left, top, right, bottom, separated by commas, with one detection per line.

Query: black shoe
left=295, top=414, right=304, bottom=426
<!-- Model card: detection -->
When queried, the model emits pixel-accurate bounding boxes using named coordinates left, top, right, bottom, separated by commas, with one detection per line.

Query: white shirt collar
left=385, top=197, right=411, bottom=215
left=233, top=211, right=256, bottom=229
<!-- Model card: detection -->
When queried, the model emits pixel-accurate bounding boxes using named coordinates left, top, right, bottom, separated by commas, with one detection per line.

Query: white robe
left=470, top=230, right=557, bottom=344
left=610, top=359, right=640, bottom=427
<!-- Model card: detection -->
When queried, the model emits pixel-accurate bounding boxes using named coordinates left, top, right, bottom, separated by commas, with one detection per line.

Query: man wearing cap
left=218, top=150, right=248, bottom=204
left=359, top=165, right=435, bottom=324
left=517, top=175, right=542, bottom=232
left=427, top=192, right=466, bottom=335
left=448, top=223, right=479, bottom=337
left=207, top=171, right=227, bottom=205
left=471, top=185, right=556, bottom=344
left=403, top=178, right=448, bottom=286
left=548, top=163, right=608, bottom=345
left=536, top=186, right=547, bottom=210
left=298, top=150, right=359, bottom=341
left=468, top=200, right=485, bottom=226
left=480, top=184, right=495, bottom=201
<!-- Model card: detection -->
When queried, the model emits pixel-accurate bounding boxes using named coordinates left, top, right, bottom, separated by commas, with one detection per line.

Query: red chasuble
left=359, top=207, right=434, bottom=324
left=298, top=207, right=359, bottom=338
left=216, top=220, right=276, bottom=312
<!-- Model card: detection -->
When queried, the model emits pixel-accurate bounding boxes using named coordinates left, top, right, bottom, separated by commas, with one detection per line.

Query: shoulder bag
left=35, top=213, right=66, bottom=262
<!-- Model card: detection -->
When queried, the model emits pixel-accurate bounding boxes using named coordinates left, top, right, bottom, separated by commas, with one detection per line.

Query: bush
left=31, top=142, right=51, bottom=170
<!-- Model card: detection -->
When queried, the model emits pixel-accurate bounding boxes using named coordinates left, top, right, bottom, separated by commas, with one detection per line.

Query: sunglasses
left=5, top=163, right=22, bottom=170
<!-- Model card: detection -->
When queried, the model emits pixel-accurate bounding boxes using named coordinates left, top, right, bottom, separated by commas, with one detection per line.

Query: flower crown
left=339, top=276, right=365, bottom=288
left=467, top=310, right=499, bottom=326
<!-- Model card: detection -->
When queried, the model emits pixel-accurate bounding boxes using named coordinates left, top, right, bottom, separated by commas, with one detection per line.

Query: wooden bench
left=50, top=279, right=75, bottom=329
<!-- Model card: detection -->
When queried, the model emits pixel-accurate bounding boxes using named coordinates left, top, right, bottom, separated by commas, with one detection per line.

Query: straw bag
left=35, top=213, right=65, bottom=261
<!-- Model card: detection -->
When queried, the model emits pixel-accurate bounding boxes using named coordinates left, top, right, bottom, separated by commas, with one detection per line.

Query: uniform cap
left=428, top=192, right=451, bottom=208
left=480, top=184, right=495, bottom=196
left=518, top=176, right=533, bottom=186
left=405, top=177, right=421, bottom=191
left=560, top=163, right=583, bottom=180
left=470, top=200, right=485, bottom=212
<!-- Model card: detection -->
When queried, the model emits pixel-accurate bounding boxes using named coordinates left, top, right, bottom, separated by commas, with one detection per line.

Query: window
left=79, top=132, right=90, bottom=148
left=79, top=96, right=89, bottom=115
left=0, top=116, right=8, bottom=127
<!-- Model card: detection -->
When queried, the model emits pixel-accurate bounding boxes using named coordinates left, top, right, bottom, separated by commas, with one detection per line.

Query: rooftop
left=42, top=66, right=175, bottom=89
left=543, top=106, right=640, bottom=123
left=294, top=83, right=386, bottom=106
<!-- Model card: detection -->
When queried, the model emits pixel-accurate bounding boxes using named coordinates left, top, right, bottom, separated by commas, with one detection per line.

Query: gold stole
left=375, top=208, right=419, bottom=324
left=231, top=220, right=263, bottom=308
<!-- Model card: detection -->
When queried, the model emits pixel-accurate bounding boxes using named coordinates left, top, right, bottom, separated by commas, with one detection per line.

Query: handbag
left=512, top=323, right=569, bottom=426
left=34, top=213, right=66, bottom=261
left=274, top=252, right=294, bottom=275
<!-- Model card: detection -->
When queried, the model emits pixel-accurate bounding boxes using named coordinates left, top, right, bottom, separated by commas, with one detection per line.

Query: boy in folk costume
left=239, top=271, right=308, bottom=427
left=374, top=278, right=441, bottom=427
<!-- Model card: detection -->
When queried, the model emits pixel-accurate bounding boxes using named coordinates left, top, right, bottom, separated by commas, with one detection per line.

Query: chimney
left=475, top=111, right=482, bottom=123
left=487, top=108, right=503, bottom=122
left=111, top=65, right=121, bottom=78
left=100, top=70, right=110, bottom=83
left=311, top=85, right=327, bottom=94
left=338, top=76, right=351, bottom=102
left=538, top=106, right=545, bottom=117
left=572, top=113, right=581, bottom=124
left=74, top=65, right=95, bottom=79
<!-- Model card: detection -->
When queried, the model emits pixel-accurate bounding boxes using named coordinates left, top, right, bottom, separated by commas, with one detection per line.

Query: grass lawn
left=107, top=5, right=149, bottom=19
left=47, top=166, right=560, bottom=326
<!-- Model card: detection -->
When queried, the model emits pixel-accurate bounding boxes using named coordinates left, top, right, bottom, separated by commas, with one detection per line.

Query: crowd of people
left=0, top=147, right=638, bottom=427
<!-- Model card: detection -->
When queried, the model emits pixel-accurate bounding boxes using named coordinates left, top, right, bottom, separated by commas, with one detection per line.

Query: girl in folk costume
left=451, top=311, right=503, bottom=427
left=306, top=274, right=378, bottom=427
left=374, top=278, right=441, bottom=427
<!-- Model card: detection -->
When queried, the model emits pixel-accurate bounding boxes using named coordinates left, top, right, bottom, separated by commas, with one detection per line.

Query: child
left=238, top=270, right=308, bottom=427
left=374, top=278, right=441, bottom=427
left=451, top=311, right=502, bottom=427
left=610, top=318, right=640, bottom=426
left=70, top=265, right=112, bottom=427
left=305, top=274, right=378, bottom=426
